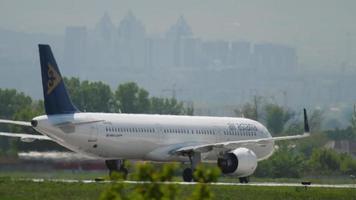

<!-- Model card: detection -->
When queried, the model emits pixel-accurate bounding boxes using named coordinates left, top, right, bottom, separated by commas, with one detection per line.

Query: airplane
left=0, top=44, right=310, bottom=183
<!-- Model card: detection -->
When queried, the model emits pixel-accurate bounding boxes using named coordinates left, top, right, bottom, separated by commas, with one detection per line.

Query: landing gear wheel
left=105, top=160, right=128, bottom=180
left=239, top=177, right=249, bottom=183
left=109, top=168, right=128, bottom=179
left=183, top=168, right=193, bottom=182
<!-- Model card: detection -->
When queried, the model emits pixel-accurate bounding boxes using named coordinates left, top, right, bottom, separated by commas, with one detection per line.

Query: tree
left=265, top=104, right=293, bottom=135
left=234, top=103, right=257, bottom=120
left=100, top=162, right=219, bottom=200
left=115, top=82, right=150, bottom=114
left=255, top=144, right=305, bottom=178
left=150, top=97, right=193, bottom=115
left=351, top=105, right=356, bottom=138
left=64, top=77, right=114, bottom=112
left=115, top=82, right=193, bottom=115
left=0, top=89, right=32, bottom=118
left=234, top=96, right=262, bottom=121
left=0, top=89, right=33, bottom=156
left=309, top=148, right=341, bottom=173
left=309, top=109, right=324, bottom=133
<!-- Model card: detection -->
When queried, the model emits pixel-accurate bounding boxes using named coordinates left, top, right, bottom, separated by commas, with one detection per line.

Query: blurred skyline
left=0, top=0, right=356, bottom=127
left=1, top=0, right=356, bottom=68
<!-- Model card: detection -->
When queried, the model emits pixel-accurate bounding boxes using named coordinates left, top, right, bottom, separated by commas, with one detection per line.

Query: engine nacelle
left=217, top=148, right=258, bottom=177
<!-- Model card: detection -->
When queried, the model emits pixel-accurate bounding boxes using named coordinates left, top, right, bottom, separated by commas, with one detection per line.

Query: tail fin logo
left=47, top=63, right=62, bottom=95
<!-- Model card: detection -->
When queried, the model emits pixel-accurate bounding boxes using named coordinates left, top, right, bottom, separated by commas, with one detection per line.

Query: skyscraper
left=166, top=16, right=193, bottom=68
left=116, top=11, right=146, bottom=69
left=63, top=26, right=87, bottom=76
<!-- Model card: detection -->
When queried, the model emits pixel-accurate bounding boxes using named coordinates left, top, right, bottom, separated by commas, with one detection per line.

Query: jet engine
left=217, top=147, right=258, bottom=177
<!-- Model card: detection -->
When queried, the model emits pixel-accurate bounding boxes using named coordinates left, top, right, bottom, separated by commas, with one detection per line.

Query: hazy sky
left=1, top=0, right=356, bottom=67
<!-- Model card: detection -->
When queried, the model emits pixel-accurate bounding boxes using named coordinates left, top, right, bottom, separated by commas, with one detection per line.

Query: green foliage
left=189, top=164, right=220, bottom=200
left=131, top=163, right=180, bottom=200
left=0, top=89, right=38, bottom=157
left=150, top=97, right=181, bottom=115
left=0, top=89, right=32, bottom=118
left=309, top=109, right=324, bottom=132
left=255, top=144, right=305, bottom=178
left=325, top=127, right=355, bottom=140
left=12, top=101, right=44, bottom=121
left=188, top=184, right=213, bottom=200
left=339, top=154, right=356, bottom=174
left=309, top=148, right=341, bottom=173
left=99, top=183, right=128, bottom=200
left=101, top=162, right=181, bottom=200
left=64, top=77, right=114, bottom=112
left=101, top=162, right=219, bottom=200
left=193, top=164, right=221, bottom=183
left=296, top=133, right=329, bottom=158
left=350, top=105, right=356, bottom=136
left=234, top=103, right=258, bottom=120
left=115, top=82, right=193, bottom=115
left=115, top=82, right=194, bottom=115
left=114, top=82, right=150, bottom=114
left=265, top=104, right=293, bottom=135
left=2, top=178, right=356, bottom=200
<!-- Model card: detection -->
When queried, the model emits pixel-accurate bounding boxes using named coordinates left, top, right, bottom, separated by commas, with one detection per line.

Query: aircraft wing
left=175, top=132, right=310, bottom=154
left=0, top=132, right=52, bottom=142
left=175, top=109, right=310, bottom=155
left=0, top=119, right=31, bottom=126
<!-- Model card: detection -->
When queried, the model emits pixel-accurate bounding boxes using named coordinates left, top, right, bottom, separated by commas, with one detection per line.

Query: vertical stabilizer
left=38, top=44, right=79, bottom=115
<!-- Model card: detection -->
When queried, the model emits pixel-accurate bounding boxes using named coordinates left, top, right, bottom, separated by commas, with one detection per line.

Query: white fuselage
left=33, top=113, right=274, bottom=163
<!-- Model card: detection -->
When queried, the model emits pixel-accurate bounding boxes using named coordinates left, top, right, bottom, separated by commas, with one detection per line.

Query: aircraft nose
left=31, top=119, right=38, bottom=127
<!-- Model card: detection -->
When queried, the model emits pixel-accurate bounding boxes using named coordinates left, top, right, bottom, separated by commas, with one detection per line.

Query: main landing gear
left=239, top=177, right=250, bottom=183
left=182, top=152, right=201, bottom=182
left=105, top=159, right=128, bottom=179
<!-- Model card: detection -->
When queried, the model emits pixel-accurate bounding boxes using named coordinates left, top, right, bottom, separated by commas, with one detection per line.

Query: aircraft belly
left=96, top=136, right=161, bottom=159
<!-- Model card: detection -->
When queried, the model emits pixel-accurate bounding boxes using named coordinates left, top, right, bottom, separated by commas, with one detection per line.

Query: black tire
left=183, top=168, right=193, bottom=182
left=239, top=177, right=249, bottom=184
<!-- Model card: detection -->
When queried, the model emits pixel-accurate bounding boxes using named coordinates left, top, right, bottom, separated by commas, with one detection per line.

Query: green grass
left=0, top=170, right=106, bottom=180
left=0, top=178, right=105, bottom=200
left=2, top=170, right=356, bottom=185
left=0, top=178, right=356, bottom=200
left=220, top=176, right=356, bottom=185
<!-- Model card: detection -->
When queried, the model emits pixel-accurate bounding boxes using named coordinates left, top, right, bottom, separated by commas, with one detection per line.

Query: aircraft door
left=88, top=124, right=99, bottom=143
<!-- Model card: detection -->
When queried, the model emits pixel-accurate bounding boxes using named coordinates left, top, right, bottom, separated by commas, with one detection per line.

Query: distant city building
left=181, top=37, right=202, bottom=68
left=116, top=11, right=146, bottom=69
left=166, top=16, right=193, bottom=68
left=63, top=26, right=87, bottom=76
left=145, top=37, right=174, bottom=69
left=89, top=13, right=116, bottom=69
left=229, top=41, right=251, bottom=68
left=253, top=43, right=297, bottom=75
left=201, top=40, right=229, bottom=67
left=94, top=12, right=115, bottom=45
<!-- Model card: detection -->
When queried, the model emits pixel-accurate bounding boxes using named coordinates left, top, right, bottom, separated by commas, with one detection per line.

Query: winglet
left=303, top=108, right=310, bottom=133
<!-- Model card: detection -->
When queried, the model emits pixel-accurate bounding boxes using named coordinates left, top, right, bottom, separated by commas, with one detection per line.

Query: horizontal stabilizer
left=0, top=132, right=52, bottom=142
left=0, top=119, right=31, bottom=126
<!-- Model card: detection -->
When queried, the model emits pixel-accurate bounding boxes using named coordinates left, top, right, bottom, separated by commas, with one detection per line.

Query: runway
left=27, top=178, right=356, bottom=189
